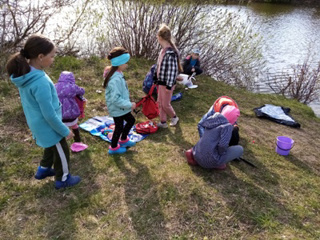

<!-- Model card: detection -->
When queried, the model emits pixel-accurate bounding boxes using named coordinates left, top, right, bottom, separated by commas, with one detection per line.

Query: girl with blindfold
left=103, top=47, right=136, bottom=155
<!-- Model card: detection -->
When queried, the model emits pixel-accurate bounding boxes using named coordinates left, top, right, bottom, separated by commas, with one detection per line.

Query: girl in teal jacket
left=6, top=34, right=81, bottom=189
left=103, top=47, right=136, bottom=155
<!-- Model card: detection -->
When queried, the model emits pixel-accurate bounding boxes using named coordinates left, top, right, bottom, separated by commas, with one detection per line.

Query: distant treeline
left=222, top=0, right=320, bottom=6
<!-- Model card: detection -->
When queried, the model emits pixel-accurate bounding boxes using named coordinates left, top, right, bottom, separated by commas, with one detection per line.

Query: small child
left=7, top=34, right=80, bottom=189
left=186, top=105, right=243, bottom=170
left=55, top=71, right=87, bottom=151
left=182, top=48, right=203, bottom=76
left=103, top=47, right=136, bottom=154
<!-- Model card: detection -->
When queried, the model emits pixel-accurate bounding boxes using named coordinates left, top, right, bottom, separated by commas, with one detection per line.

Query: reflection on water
left=219, top=3, right=320, bottom=116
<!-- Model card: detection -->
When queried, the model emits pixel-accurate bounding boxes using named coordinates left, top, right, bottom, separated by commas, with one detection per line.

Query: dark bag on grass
left=143, top=64, right=157, bottom=94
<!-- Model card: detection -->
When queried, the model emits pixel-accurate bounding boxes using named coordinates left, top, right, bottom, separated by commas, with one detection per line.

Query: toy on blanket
left=101, top=124, right=115, bottom=135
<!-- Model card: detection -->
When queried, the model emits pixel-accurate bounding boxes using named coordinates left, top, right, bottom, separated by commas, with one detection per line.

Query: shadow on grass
left=284, top=154, right=320, bottom=176
left=29, top=147, right=97, bottom=239
left=113, top=153, right=168, bottom=240
left=189, top=140, right=309, bottom=236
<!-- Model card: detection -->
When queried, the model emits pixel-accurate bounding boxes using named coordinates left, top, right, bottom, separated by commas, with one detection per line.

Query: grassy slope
left=0, top=57, right=320, bottom=240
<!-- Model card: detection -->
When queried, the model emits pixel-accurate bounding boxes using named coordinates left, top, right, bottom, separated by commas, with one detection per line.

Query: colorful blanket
left=79, top=116, right=148, bottom=143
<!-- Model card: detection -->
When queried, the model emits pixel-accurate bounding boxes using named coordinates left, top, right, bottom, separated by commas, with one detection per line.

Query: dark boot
left=72, top=128, right=81, bottom=142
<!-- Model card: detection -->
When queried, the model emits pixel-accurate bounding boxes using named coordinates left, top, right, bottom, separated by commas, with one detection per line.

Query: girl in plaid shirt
left=155, top=24, right=183, bottom=128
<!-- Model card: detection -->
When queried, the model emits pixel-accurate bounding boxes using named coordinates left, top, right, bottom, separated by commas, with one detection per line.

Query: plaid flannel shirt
left=156, top=48, right=179, bottom=90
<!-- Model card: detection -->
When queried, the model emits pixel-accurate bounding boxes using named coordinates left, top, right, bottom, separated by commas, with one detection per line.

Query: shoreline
left=222, top=0, right=320, bottom=7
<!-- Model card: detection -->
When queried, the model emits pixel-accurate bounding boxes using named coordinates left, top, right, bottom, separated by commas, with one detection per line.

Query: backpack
left=75, top=95, right=86, bottom=119
left=135, top=120, right=158, bottom=134
left=135, top=84, right=159, bottom=120
left=143, top=64, right=157, bottom=94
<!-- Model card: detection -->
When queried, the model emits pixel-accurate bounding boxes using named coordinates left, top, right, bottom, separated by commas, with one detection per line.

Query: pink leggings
left=157, top=85, right=176, bottom=123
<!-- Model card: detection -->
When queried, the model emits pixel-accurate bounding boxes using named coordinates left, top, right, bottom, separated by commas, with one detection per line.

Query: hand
left=176, top=75, right=183, bottom=81
left=131, top=102, right=136, bottom=110
left=66, top=130, right=74, bottom=140
left=191, top=68, right=195, bottom=72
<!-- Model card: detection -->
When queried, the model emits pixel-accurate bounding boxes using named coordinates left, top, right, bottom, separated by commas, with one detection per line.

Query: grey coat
left=193, top=113, right=233, bottom=168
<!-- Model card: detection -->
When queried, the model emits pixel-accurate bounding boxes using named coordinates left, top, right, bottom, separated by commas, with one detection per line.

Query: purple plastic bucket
left=276, top=136, right=294, bottom=156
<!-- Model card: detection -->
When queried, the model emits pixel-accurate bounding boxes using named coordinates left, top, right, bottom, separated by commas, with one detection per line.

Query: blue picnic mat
left=79, top=116, right=148, bottom=143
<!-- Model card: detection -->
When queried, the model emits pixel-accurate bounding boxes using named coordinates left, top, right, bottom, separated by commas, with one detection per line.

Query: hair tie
left=20, top=49, right=25, bottom=57
left=20, top=49, right=30, bottom=59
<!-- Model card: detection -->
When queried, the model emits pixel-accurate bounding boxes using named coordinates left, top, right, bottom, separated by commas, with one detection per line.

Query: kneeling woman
left=186, top=106, right=243, bottom=169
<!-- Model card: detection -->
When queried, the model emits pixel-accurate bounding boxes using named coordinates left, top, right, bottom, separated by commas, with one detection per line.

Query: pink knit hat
left=221, top=105, right=240, bottom=124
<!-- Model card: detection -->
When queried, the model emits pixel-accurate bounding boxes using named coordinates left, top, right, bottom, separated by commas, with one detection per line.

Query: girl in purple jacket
left=55, top=71, right=86, bottom=148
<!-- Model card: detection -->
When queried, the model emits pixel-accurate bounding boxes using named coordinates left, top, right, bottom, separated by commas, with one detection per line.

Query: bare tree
left=90, top=0, right=264, bottom=89
left=0, top=0, right=76, bottom=50
left=0, top=0, right=91, bottom=77
left=100, top=0, right=215, bottom=59
left=267, top=60, right=320, bottom=104
left=49, top=0, right=93, bottom=56
left=198, top=9, right=264, bottom=89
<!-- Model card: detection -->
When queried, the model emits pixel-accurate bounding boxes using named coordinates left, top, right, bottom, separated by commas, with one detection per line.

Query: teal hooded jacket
left=105, top=71, right=132, bottom=117
left=11, top=69, right=70, bottom=148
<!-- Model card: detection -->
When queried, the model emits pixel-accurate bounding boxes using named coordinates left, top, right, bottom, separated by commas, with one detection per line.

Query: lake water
left=219, top=3, right=320, bottom=116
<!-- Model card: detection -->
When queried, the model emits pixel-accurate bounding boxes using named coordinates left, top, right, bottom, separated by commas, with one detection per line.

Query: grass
left=1, top=56, right=320, bottom=239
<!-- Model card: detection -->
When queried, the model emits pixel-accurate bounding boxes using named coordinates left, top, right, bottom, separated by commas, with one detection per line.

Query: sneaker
left=170, top=116, right=179, bottom=126
left=213, top=164, right=227, bottom=170
left=34, top=166, right=55, bottom=180
left=108, top=144, right=127, bottom=155
left=157, top=122, right=168, bottom=128
left=185, top=148, right=198, bottom=166
left=55, top=174, right=81, bottom=189
left=119, top=137, right=136, bottom=148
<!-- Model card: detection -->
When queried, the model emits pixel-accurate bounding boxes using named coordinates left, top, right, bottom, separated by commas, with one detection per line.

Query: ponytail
left=6, top=34, right=54, bottom=78
left=103, top=47, right=129, bottom=88
left=168, top=39, right=183, bottom=73
left=158, top=24, right=183, bottom=73
left=6, top=52, right=31, bottom=78
left=103, top=66, right=118, bottom=88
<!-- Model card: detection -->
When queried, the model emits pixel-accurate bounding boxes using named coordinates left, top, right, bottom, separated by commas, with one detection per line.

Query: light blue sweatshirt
left=105, top=71, right=132, bottom=117
left=11, top=69, right=70, bottom=148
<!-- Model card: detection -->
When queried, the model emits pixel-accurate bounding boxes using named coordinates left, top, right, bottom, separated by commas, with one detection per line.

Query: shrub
left=267, top=60, right=320, bottom=104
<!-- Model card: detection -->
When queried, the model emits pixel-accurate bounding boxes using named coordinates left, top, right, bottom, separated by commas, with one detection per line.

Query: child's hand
left=191, top=67, right=195, bottom=72
left=176, top=75, right=183, bottom=81
left=66, top=130, right=74, bottom=140
left=131, top=102, right=136, bottom=110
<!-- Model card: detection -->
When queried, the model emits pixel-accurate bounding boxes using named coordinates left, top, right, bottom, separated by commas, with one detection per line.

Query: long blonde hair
left=157, top=24, right=183, bottom=73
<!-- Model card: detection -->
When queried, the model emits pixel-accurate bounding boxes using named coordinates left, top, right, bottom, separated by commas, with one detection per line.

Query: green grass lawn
left=1, top=57, right=320, bottom=239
